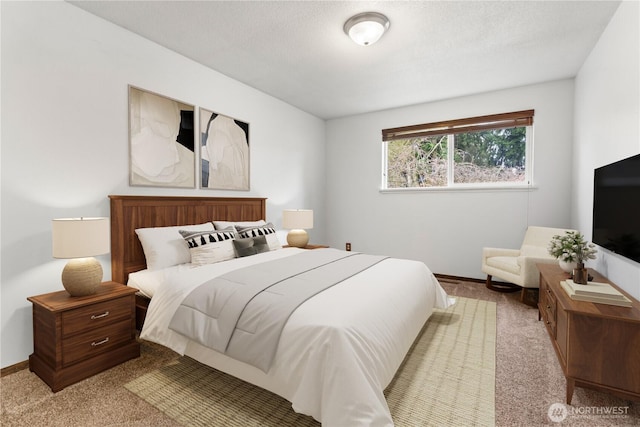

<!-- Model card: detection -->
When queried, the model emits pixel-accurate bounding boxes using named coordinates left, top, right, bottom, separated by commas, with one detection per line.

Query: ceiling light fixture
left=343, top=12, right=390, bottom=46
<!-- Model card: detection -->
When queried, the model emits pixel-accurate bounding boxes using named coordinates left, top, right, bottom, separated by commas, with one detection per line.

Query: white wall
left=325, top=80, right=574, bottom=279
left=0, top=1, right=325, bottom=368
left=573, top=0, right=640, bottom=298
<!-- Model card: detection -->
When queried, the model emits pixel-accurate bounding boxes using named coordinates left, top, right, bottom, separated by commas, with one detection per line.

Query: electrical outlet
left=346, top=242, right=351, bottom=251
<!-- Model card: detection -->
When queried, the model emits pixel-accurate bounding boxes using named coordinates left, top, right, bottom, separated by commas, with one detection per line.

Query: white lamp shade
left=282, top=209, right=313, bottom=230
left=52, top=217, right=110, bottom=259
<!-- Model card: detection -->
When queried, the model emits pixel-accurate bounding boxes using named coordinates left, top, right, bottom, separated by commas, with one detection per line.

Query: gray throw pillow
left=233, top=235, right=269, bottom=257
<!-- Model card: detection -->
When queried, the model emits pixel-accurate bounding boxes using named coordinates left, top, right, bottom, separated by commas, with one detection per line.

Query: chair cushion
left=520, top=244, right=553, bottom=258
left=486, top=256, right=521, bottom=275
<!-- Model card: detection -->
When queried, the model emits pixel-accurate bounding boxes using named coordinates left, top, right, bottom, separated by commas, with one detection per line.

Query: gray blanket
left=168, top=249, right=387, bottom=372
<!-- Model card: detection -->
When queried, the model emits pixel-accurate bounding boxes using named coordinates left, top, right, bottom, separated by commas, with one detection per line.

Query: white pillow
left=127, top=268, right=166, bottom=298
left=179, top=228, right=237, bottom=266
left=213, top=220, right=266, bottom=230
left=275, top=229, right=288, bottom=246
left=135, top=222, right=214, bottom=270
left=236, top=222, right=282, bottom=251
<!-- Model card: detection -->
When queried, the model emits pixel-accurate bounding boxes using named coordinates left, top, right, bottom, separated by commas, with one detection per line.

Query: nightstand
left=284, top=244, right=329, bottom=249
left=27, top=281, right=140, bottom=392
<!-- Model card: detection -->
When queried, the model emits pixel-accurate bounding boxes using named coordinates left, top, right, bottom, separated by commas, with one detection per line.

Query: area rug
left=125, top=296, right=496, bottom=426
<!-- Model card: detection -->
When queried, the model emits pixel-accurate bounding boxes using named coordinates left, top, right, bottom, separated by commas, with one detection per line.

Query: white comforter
left=136, top=248, right=453, bottom=426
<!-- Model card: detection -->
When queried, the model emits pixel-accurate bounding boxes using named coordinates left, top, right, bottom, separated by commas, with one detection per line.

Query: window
left=382, top=110, right=534, bottom=190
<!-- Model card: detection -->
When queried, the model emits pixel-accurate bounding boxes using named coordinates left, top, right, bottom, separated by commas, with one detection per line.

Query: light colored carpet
left=124, top=296, right=496, bottom=426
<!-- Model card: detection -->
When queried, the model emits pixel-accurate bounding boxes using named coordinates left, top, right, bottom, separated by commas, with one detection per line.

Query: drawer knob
left=91, top=311, right=110, bottom=320
left=91, top=337, right=109, bottom=347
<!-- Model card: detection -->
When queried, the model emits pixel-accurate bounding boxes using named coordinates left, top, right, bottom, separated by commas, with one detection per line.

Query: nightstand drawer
left=544, top=287, right=557, bottom=337
left=62, top=319, right=132, bottom=366
left=62, top=296, right=132, bottom=336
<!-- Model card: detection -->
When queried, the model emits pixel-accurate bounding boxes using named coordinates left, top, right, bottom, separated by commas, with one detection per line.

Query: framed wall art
left=129, top=86, right=195, bottom=188
left=200, top=108, right=250, bottom=190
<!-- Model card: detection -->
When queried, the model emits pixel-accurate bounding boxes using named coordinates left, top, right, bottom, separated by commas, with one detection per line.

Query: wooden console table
left=538, top=264, right=640, bottom=404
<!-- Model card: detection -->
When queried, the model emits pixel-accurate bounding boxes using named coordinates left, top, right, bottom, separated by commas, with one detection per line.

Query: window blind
left=382, top=109, right=534, bottom=141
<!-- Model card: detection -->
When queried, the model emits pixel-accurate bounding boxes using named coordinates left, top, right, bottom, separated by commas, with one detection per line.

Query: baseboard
left=434, top=274, right=486, bottom=284
left=1, top=360, right=28, bottom=377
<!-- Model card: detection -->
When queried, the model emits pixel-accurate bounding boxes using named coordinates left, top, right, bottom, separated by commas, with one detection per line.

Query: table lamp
left=282, top=209, right=313, bottom=248
left=52, top=217, right=110, bottom=296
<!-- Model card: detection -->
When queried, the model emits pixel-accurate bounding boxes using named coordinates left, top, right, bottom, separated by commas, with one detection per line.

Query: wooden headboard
left=109, top=195, right=266, bottom=285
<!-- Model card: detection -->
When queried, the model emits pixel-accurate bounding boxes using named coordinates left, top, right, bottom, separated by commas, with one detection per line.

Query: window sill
left=379, top=184, right=537, bottom=194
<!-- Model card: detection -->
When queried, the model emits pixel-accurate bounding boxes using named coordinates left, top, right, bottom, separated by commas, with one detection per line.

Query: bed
left=109, top=195, right=453, bottom=426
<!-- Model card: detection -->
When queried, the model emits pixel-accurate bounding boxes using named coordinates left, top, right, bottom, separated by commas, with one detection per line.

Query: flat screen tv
left=592, top=153, right=640, bottom=264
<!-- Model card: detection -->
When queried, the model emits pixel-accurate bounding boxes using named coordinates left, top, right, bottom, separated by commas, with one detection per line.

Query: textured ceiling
left=69, top=1, right=621, bottom=120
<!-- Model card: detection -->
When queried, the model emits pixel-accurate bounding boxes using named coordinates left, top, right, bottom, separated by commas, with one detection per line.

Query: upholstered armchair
left=482, top=226, right=575, bottom=304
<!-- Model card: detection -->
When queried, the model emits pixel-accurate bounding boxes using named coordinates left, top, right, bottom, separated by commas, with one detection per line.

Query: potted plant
left=548, top=231, right=597, bottom=283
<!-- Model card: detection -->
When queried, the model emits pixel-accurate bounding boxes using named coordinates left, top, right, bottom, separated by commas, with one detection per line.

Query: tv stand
left=538, top=264, right=640, bottom=404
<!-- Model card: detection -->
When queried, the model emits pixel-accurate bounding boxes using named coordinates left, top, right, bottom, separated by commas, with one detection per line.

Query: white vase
left=558, top=260, right=577, bottom=274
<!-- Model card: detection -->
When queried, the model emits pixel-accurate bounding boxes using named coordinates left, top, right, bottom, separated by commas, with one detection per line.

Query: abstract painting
left=129, top=86, right=195, bottom=188
left=200, top=108, right=250, bottom=190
